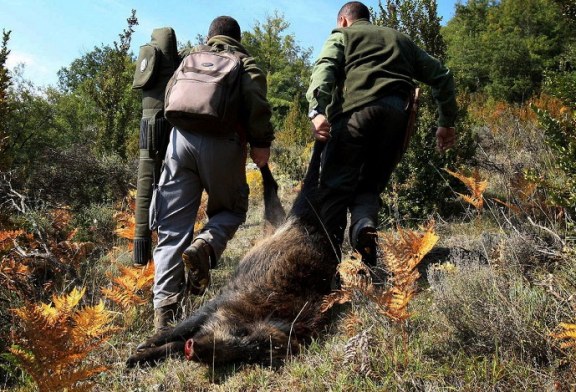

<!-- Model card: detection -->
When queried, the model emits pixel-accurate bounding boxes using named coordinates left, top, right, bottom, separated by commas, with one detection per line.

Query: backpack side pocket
left=133, top=44, right=159, bottom=90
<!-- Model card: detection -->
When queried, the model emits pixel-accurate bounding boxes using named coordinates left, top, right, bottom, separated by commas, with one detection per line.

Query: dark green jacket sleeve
left=306, top=31, right=344, bottom=114
left=411, top=43, right=457, bottom=127
left=240, top=55, right=275, bottom=147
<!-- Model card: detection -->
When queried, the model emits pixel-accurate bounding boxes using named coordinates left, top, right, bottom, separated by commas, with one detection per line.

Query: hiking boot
left=154, top=303, right=178, bottom=332
left=355, top=226, right=378, bottom=267
left=182, top=239, right=212, bottom=296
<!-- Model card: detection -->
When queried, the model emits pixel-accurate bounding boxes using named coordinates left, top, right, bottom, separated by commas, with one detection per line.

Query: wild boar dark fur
left=127, top=143, right=338, bottom=367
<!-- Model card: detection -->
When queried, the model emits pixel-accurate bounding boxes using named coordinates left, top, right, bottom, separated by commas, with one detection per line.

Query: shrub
left=381, top=92, right=478, bottom=224
left=23, top=144, right=136, bottom=209
left=429, top=256, right=557, bottom=364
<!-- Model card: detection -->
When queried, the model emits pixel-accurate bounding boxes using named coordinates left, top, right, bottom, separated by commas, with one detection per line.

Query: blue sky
left=0, top=0, right=459, bottom=87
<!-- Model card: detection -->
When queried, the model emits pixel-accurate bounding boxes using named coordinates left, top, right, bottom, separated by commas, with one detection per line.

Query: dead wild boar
left=127, top=143, right=338, bottom=367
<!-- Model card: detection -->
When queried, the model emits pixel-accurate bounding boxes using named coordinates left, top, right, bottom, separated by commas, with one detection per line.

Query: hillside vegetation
left=1, top=0, right=575, bottom=390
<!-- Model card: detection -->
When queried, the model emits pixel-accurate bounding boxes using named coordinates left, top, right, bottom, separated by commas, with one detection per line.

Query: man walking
left=151, top=16, right=274, bottom=330
left=306, top=1, right=457, bottom=265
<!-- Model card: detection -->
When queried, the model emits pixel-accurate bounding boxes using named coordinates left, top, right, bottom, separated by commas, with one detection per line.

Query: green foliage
left=382, top=98, right=477, bottom=221
left=1, top=67, right=63, bottom=168
left=242, top=12, right=312, bottom=129
left=442, top=0, right=492, bottom=94
left=373, top=0, right=446, bottom=59
left=532, top=106, right=576, bottom=212
left=56, top=10, right=140, bottom=158
left=528, top=43, right=576, bottom=215
left=372, top=1, right=477, bottom=222
left=0, top=29, right=11, bottom=170
left=273, top=96, right=314, bottom=180
left=444, top=0, right=573, bottom=102
left=241, top=12, right=314, bottom=180
left=23, top=145, right=136, bottom=209
left=554, top=0, right=576, bottom=22
left=71, top=203, right=117, bottom=245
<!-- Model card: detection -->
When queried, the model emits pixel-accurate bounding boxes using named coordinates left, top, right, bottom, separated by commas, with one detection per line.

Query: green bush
left=381, top=91, right=478, bottom=224
left=23, top=144, right=136, bottom=209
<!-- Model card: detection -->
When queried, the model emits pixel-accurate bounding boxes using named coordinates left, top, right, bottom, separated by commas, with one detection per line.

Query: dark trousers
left=319, top=95, right=409, bottom=253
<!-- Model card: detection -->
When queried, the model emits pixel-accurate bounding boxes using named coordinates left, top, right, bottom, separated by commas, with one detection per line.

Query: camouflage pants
left=150, top=128, right=249, bottom=308
left=319, top=94, right=409, bottom=251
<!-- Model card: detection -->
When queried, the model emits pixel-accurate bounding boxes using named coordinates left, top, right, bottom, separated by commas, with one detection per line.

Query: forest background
left=0, top=0, right=575, bottom=390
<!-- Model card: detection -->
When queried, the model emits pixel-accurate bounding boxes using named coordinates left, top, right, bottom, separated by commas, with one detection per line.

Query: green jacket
left=195, top=35, right=275, bottom=147
left=307, top=20, right=457, bottom=127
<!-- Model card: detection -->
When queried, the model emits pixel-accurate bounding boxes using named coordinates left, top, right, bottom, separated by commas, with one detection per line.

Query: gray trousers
left=150, top=128, right=249, bottom=308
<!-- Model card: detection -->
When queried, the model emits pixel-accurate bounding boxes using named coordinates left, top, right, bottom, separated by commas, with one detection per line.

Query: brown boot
left=182, top=239, right=212, bottom=296
left=154, top=303, right=178, bottom=332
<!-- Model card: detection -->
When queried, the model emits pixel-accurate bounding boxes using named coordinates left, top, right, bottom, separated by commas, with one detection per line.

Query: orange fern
left=380, top=224, right=438, bottom=321
left=115, top=190, right=137, bottom=243
left=551, top=322, right=576, bottom=349
left=322, top=223, right=438, bottom=323
left=101, top=262, right=155, bottom=310
left=445, top=168, right=488, bottom=210
left=10, top=287, right=119, bottom=392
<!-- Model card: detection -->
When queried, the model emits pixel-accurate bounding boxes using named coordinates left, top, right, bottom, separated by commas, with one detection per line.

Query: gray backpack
left=164, top=44, right=244, bottom=132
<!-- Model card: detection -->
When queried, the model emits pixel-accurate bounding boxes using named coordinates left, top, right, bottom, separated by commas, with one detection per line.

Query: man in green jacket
left=306, top=1, right=456, bottom=267
left=151, top=16, right=274, bottom=330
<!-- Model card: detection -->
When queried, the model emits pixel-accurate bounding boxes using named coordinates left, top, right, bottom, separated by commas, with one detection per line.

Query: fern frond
left=10, top=287, right=118, bottom=391
left=52, top=286, right=85, bottom=313
left=552, top=322, right=576, bottom=349
left=194, top=192, right=209, bottom=233
left=342, top=310, right=364, bottom=337
left=72, top=301, right=118, bottom=343
left=102, top=262, right=154, bottom=310
left=114, top=224, right=135, bottom=241
left=320, top=290, right=352, bottom=313
left=445, top=168, right=488, bottom=210
left=49, top=207, right=73, bottom=234
left=0, top=229, right=25, bottom=251
left=0, top=257, right=30, bottom=276
left=343, top=327, right=373, bottom=376
left=379, top=223, right=438, bottom=321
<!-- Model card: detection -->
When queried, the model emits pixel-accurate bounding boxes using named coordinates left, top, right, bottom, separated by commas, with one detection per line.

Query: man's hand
left=436, top=127, right=456, bottom=152
left=250, top=146, right=270, bottom=168
left=311, top=114, right=331, bottom=142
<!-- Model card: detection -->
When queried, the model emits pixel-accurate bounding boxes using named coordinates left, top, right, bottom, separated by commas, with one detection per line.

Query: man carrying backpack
left=151, top=16, right=274, bottom=331
left=306, top=1, right=457, bottom=268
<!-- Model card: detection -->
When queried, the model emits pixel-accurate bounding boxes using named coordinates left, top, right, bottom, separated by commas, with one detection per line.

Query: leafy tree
left=533, top=5, right=576, bottom=216
left=554, top=0, right=576, bottom=22
left=372, top=0, right=477, bottom=222
left=242, top=13, right=312, bottom=128
left=0, top=30, right=12, bottom=170
left=444, top=0, right=572, bottom=101
left=373, top=0, right=446, bottom=59
left=442, top=0, right=493, bottom=93
left=1, top=67, right=60, bottom=168
left=57, top=10, right=140, bottom=158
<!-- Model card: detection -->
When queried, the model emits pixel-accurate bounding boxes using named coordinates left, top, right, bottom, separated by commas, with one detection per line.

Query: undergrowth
left=1, top=97, right=576, bottom=391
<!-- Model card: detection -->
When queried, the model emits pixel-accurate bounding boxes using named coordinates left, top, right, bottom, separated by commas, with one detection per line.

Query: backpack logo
left=164, top=46, right=243, bottom=133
